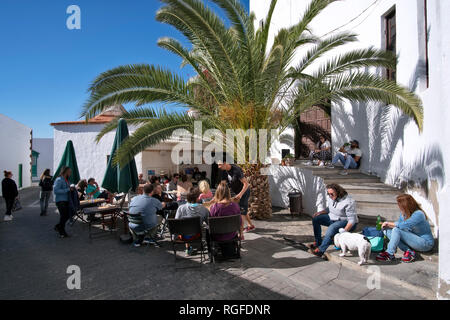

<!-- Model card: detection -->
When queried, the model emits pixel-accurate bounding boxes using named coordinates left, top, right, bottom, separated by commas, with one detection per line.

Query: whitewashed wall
left=32, top=138, right=54, bottom=179
left=53, top=124, right=142, bottom=185
left=250, top=0, right=450, bottom=299
left=0, top=114, right=32, bottom=194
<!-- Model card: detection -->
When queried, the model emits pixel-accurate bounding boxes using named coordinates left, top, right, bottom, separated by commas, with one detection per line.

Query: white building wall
left=32, top=138, right=54, bottom=179
left=53, top=124, right=143, bottom=184
left=0, top=114, right=32, bottom=194
left=251, top=0, right=450, bottom=299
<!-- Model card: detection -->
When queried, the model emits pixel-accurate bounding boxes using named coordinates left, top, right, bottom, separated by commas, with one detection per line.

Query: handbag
left=367, top=236, right=384, bottom=252
left=362, top=227, right=385, bottom=252
left=12, top=198, right=22, bottom=212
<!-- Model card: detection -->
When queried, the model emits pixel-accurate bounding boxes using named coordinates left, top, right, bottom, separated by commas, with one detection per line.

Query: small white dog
left=333, top=228, right=372, bottom=265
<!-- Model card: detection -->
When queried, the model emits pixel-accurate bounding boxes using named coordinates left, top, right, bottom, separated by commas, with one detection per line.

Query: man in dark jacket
left=2, top=170, right=19, bottom=222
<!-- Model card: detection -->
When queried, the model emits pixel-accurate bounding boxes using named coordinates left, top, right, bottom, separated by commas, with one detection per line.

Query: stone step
left=324, top=250, right=438, bottom=300
left=352, top=193, right=398, bottom=204
left=322, top=175, right=380, bottom=184
left=340, top=183, right=402, bottom=195
left=357, top=204, right=400, bottom=222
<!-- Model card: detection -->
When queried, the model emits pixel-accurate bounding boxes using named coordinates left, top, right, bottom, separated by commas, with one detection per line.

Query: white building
left=51, top=105, right=213, bottom=184
left=251, top=0, right=450, bottom=299
left=32, top=138, right=54, bottom=181
left=0, top=114, right=32, bottom=194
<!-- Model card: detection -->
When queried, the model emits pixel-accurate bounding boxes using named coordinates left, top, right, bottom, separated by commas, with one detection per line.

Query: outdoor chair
left=167, top=216, right=206, bottom=268
left=208, top=215, right=242, bottom=265
left=157, top=209, right=177, bottom=238
left=127, top=212, right=161, bottom=246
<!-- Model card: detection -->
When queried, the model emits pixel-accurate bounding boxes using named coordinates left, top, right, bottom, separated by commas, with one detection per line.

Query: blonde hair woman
left=209, top=182, right=243, bottom=240
left=376, top=194, right=434, bottom=263
left=198, top=180, right=213, bottom=203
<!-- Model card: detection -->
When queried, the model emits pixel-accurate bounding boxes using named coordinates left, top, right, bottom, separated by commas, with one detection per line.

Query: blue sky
left=0, top=0, right=249, bottom=138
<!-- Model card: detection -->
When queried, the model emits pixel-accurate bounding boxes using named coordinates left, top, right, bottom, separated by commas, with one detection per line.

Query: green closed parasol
left=53, top=140, right=81, bottom=184
left=101, top=118, right=139, bottom=193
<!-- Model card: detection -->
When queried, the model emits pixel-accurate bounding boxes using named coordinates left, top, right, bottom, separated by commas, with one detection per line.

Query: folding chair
left=167, top=216, right=206, bottom=268
left=208, top=215, right=242, bottom=265
left=157, top=209, right=177, bottom=238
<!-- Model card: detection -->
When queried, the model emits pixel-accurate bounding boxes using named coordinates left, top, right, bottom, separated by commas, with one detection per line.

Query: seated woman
left=376, top=194, right=434, bottom=263
left=209, top=181, right=243, bottom=241
left=309, top=183, right=358, bottom=257
left=306, top=135, right=331, bottom=167
left=175, top=187, right=209, bottom=256
left=85, top=178, right=113, bottom=202
left=177, top=174, right=193, bottom=202
left=76, top=179, right=88, bottom=201
left=198, top=180, right=213, bottom=203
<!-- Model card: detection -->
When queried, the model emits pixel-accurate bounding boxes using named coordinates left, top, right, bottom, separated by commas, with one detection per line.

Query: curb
left=324, top=252, right=436, bottom=300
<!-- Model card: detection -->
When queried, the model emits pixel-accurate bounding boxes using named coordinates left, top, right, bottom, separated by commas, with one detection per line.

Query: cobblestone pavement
left=0, top=188, right=430, bottom=300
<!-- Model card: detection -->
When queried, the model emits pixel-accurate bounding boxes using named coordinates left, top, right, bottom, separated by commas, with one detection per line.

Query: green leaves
left=82, top=0, right=424, bottom=167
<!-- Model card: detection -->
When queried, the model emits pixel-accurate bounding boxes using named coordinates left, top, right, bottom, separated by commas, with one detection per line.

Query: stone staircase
left=294, top=162, right=403, bottom=223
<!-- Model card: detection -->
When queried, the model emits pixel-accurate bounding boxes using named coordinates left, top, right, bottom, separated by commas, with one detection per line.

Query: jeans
left=384, top=227, right=434, bottom=255
left=332, top=153, right=358, bottom=169
left=239, top=189, right=251, bottom=215
left=313, top=214, right=357, bottom=253
left=40, top=191, right=52, bottom=213
left=56, top=201, right=70, bottom=234
left=4, top=197, right=14, bottom=216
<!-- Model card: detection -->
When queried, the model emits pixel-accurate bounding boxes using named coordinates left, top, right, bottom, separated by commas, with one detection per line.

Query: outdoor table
left=84, top=204, right=121, bottom=239
left=70, top=199, right=108, bottom=225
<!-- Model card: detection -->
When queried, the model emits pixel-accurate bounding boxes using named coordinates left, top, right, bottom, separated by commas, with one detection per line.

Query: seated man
left=152, top=183, right=178, bottom=212
left=309, top=183, right=358, bottom=258
left=175, top=187, right=209, bottom=256
left=167, top=174, right=179, bottom=191
left=128, top=184, right=166, bottom=247
left=327, top=140, right=362, bottom=175
left=85, top=178, right=113, bottom=202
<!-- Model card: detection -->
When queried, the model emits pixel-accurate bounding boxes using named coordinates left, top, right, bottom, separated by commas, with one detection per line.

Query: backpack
left=40, top=177, right=53, bottom=191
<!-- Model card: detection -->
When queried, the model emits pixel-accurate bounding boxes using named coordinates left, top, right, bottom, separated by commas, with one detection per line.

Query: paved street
left=0, top=187, right=431, bottom=300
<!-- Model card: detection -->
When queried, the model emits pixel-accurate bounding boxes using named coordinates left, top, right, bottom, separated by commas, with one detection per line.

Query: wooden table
left=84, top=205, right=121, bottom=239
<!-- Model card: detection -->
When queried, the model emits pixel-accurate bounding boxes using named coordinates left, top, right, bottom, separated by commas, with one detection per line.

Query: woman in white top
left=307, top=135, right=331, bottom=166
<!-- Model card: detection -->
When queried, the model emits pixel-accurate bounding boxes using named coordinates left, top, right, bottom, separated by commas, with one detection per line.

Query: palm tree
left=82, top=0, right=423, bottom=220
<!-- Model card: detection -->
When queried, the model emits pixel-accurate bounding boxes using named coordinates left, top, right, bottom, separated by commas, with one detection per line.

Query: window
left=385, top=10, right=396, bottom=81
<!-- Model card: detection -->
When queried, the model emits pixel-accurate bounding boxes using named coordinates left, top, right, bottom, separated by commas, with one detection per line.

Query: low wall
left=268, top=165, right=326, bottom=216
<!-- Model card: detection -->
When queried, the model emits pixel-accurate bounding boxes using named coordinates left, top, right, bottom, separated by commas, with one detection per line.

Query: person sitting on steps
left=327, top=140, right=362, bottom=176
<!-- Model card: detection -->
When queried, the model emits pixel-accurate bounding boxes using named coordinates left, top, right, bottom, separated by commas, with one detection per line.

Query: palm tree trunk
left=244, top=163, right=272, bottom=220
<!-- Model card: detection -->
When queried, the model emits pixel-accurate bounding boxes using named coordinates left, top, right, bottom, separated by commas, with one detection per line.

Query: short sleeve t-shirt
left=221, top=165, right=244, bottom=195
left=86, top=184, right=101, bottom=198
left=345, top=147, right=362, bottom=163
left=320, top=140, right=331, bottom=150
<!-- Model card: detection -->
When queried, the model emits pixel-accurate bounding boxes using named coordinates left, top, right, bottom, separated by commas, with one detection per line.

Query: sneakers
left=376, top=251, right=396, bottom=261
left=3, top=215, right=13, bottom=221
left=326, top=164, right=335, bottom=169
left=307, top=242, right=318, bottom=250
left=143, top=237, right=161, bottom=248
left=401, top=249, right=416, bottom=263
left=318, top=162, right=325, bottom=167
left=305, top=161, right=313, bottom=166
left=185, top=245, right=194, bottom=256
left=339, top=170, right=349, bottom=175
left=244, top=225, right=256, bottom=233
left=133, top=239, right=143, bottom=247
left=309, top=248, right=324, bottom=257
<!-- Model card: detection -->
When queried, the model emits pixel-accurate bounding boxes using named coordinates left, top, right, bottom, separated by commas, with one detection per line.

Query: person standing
left=39, top=169, right=53, bottom=216
left=218, top=160, right=255, bottom=235
left=53, top=166, right=72, bottom=238
left=2, top=170, right=18, bottom=222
